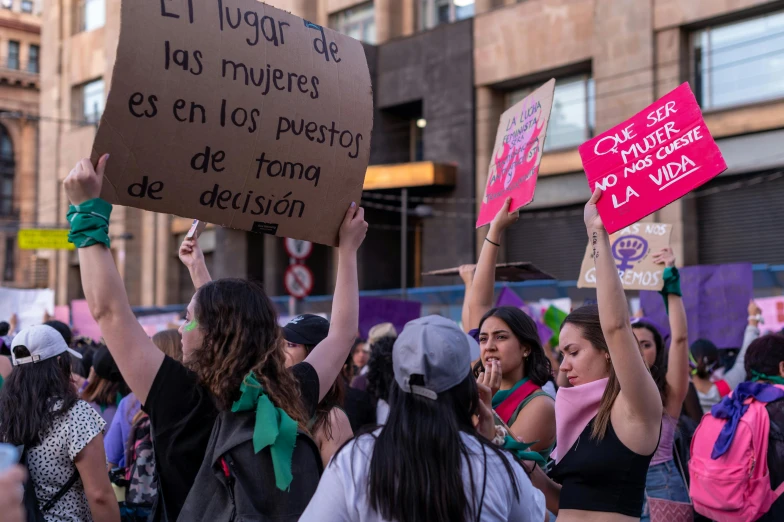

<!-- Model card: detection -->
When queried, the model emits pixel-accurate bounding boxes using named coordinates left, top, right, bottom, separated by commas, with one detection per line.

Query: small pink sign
left=579, top=83, right=727, bottom=234
left=54, top=305, right=70, bottom=325
left=71, top=299, right=102, bottom=342
left=756, top=296, right=784, bottom=334
left=476, top=79, right=555, bottom=228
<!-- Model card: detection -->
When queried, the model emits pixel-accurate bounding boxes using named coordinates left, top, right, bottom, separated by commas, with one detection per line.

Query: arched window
left=0, top=125, right=14, bottom=216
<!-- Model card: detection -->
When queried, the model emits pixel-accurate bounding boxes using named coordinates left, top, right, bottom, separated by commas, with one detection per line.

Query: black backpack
left=21, top=447, right=80, bottom=522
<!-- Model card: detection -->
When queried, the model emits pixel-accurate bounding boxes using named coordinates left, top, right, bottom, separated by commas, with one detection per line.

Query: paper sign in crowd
left=92, top=0, right=373, bottom=246
left=579, top=83, right=727, bottom=234
left=577, top=222, right=673, bottom=291
left=476, top=79, right=555, bottom=228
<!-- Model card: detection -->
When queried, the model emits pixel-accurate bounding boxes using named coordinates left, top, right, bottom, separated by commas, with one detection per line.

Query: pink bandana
left=552, top=377, right=609, bottom=463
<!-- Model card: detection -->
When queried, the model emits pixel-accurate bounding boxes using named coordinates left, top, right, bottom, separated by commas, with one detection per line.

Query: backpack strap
left=507, top=390, right=552, bottom=427
left=22, top=446, right=81, bottom=514
left=495, top=381, right=541, bottom=425
left=41, top=470, right=80, bottom=513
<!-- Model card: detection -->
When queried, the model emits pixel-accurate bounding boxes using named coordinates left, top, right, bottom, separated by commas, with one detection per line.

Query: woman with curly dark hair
left=63, top=156, right=367, bottom=522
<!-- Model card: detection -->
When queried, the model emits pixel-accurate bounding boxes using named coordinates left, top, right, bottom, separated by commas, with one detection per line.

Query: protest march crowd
left=0, top=153, right=778, bottom=522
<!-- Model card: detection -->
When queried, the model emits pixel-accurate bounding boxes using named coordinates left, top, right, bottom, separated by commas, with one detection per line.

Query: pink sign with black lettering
left=579, top=83, right=726, bottom=234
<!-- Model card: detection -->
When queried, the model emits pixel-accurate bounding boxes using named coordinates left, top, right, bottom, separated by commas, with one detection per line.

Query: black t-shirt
left=143, top=356, right=320, bottom=522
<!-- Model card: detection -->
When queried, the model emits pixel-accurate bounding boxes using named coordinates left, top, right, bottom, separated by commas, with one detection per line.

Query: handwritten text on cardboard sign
left=92, top=0, right=373, bottom=246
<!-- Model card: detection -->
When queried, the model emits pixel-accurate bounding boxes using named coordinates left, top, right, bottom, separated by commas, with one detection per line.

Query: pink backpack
left=689, top=383, right=784, bottom=522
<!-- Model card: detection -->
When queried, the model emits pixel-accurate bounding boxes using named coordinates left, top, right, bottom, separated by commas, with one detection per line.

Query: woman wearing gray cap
left=300, top=315, right=546, bottom=522
left=0, top=324, right=120, bottom=521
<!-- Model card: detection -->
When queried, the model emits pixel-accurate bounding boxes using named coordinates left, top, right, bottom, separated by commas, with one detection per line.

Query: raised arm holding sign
left=92, top=0, right=373, bottom=246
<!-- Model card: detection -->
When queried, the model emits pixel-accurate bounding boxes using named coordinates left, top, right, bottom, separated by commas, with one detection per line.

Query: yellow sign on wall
left=18, top=229, right=74, bottom=250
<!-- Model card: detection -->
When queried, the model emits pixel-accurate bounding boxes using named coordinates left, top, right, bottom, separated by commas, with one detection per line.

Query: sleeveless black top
left=549, top=417, right=660, bottom=517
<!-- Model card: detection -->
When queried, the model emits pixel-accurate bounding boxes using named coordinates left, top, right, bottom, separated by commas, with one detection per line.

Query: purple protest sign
left=496, top=287, right=526, bottom=309
left=639, top=264, right=753, bottom=349
left=358, top=297, right=422, bottom=340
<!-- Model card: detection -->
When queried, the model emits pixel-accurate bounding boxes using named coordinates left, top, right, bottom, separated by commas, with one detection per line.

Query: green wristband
left=659, top=266, right=681, bottom=314
left=67, top=198, right=112, bottom=249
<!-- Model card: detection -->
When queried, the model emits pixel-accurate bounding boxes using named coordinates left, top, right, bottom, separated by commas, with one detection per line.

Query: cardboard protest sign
left=422, top=262, right=554, bottom=282
left=577, top=222, right=672, bottom=291
left=579, top=83, right=726, bottom=234
left=92, top=0, right=373, bottom=246
left=756, top=296, right=784, bottom=334
left=639, top=263, right=753, bottom=349
left=476, top=79, right=555, bottom=228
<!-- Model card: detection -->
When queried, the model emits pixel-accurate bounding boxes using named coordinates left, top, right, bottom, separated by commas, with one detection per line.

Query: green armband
left=67, top=198, right=112, bottom=249
left=659, top=266, right=681, bottom=314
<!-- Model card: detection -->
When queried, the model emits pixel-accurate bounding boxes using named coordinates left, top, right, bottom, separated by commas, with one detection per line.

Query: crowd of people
left=0, top=155, right=780, bottom=521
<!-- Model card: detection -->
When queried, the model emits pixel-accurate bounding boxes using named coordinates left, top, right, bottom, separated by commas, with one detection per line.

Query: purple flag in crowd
left=639, top=263, right=753, bottom=349
left=496, top=287, right=526, bottom=310
left=358, top=297, right=422, bottom=340
left=495, top=287, right=553, bottom=346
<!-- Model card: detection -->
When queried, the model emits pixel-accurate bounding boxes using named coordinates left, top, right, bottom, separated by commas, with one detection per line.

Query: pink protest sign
left=54, top=305, right=70, bottom=325
left=756, top=296, right=784, bottom=334
left=71, top=299, right=102, bottom=341
left=476, top=79, right=555, bottom=228
left=579, top=83, right=726, bottom=234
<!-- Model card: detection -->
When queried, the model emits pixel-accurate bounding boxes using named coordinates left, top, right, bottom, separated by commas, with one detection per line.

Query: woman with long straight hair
left=63, top=156, right=367, bottom=522
left=301, top=315, right=545, bottom=522
left=0, top=325, right=120, bottom=522
left=630, top=247, right=691, bottom=520
left=523, top=189, right=663, bottom=521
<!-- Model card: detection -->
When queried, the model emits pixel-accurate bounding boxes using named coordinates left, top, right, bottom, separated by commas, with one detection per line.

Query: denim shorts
left=641, top=459, right=690, bottom=521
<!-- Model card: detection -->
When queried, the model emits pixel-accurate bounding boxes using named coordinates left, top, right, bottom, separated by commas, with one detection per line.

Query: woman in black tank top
left=520, top=190, right=663, bottom=521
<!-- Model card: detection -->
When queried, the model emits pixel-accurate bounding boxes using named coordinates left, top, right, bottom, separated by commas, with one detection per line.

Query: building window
left=76, top=0, right=105, bottom=33
left=7, top=41, right=19, bottom=70
left=27, top=44, right=39, bottom=73
left=694, top=11, right=784, bottom=110
left=3, top=237, right=14, bottom=282
left=419, top=0, right=474, bottom=30
left=329, top=2, right=376, bottom=44
left=507, top=75, right=595, bottom=151
left=21, top=0, right=33, bottom=13
left=0, top=125, right=14, bottom=217
left=75, top=78, right=105, bottom=124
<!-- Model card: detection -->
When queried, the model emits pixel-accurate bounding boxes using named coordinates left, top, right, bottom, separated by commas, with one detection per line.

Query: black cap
left=283, top=314, right=329, bottom=347
left=92, top=346, right=123, bottom=383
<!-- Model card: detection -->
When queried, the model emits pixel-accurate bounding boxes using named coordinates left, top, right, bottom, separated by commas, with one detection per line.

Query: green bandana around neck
left=231, top=372, right=298, bottom=491
left=751, top=369, right=784, bottom=385
left=491, top=377, right=529, bottom=409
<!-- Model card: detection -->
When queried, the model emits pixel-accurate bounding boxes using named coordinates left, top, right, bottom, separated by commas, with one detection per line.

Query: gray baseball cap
left=393, top=315, right=477, bottom=400
left=11, top=325, right=83, bottom=366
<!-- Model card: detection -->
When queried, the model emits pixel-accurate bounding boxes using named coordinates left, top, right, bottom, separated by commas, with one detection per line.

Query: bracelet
left=748, top=315, right=764, bottom=324
left=67, top=198, right=112, bottom=249
left=485, top=237, right=501, bottom=248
